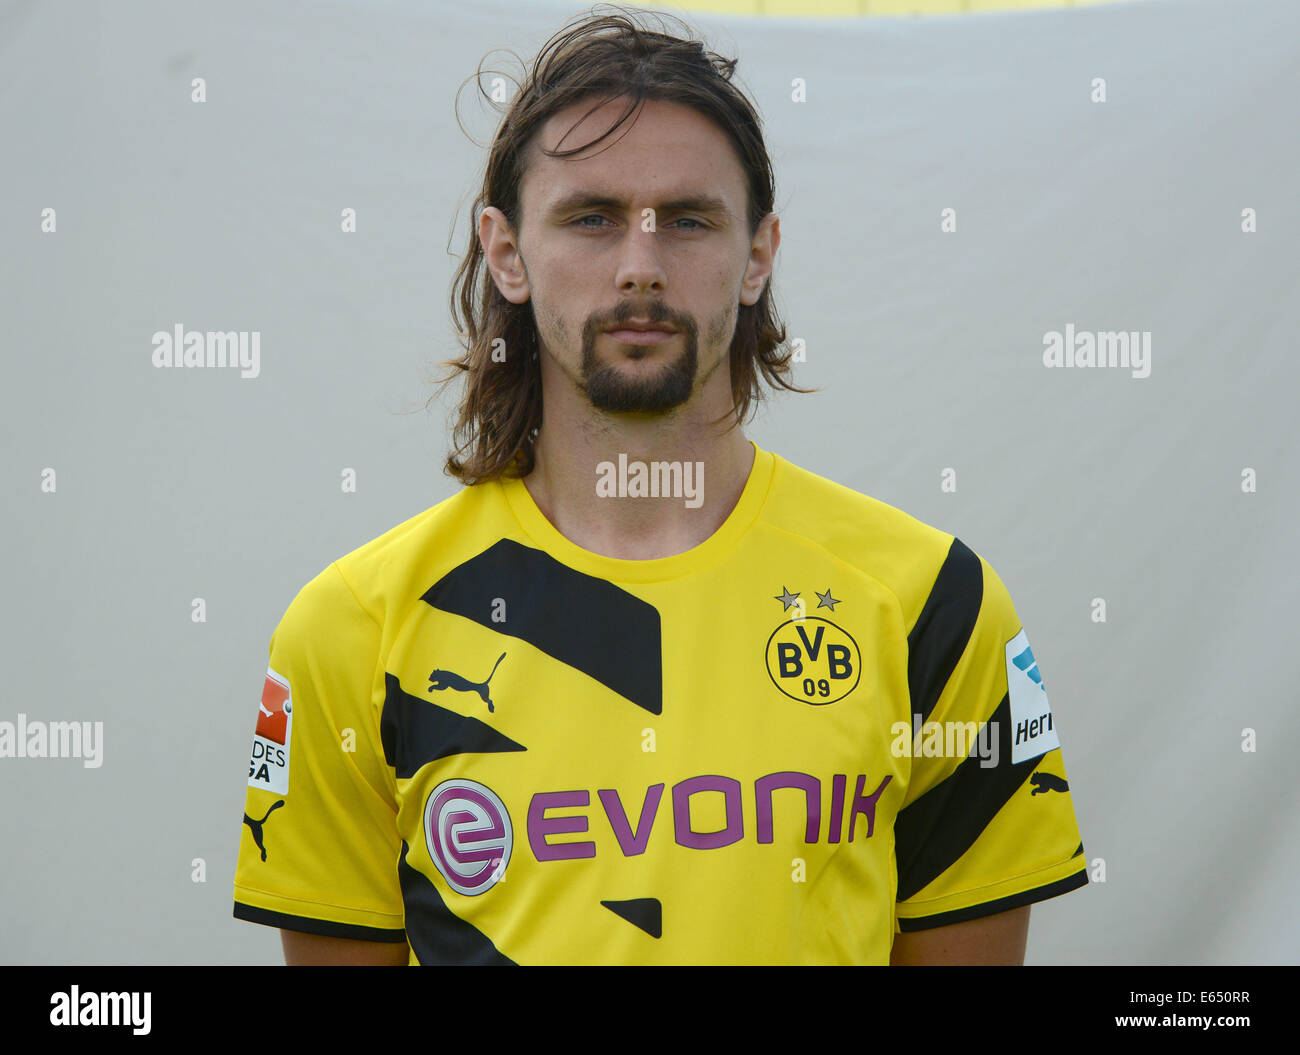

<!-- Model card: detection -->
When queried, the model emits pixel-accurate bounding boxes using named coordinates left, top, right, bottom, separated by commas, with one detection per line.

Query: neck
left=521, top=402, right=755, bottom=561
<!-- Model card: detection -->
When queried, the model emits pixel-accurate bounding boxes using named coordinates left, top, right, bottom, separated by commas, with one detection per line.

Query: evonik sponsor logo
left=428, top=771, right=895, bottom=893
left=425, top=779, right=512, bottom=895
left=528, top=772, right=892, bottom=859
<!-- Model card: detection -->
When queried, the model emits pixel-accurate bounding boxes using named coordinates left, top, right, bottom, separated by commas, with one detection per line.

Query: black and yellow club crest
left=766, top=588, right=861, bottom=705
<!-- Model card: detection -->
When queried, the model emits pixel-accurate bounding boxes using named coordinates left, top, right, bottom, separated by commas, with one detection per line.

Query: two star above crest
left=774, top=586, right=841, bottom=612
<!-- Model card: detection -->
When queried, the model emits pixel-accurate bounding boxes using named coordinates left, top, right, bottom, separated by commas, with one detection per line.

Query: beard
left=580, top=316, right=699, bottom=413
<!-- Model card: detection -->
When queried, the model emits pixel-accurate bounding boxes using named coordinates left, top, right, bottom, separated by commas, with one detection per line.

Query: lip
left=604, top=327, right=677, bottom=345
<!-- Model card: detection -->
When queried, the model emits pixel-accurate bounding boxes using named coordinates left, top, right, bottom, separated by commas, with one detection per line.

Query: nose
left=613, top=224, right=668, bottom=295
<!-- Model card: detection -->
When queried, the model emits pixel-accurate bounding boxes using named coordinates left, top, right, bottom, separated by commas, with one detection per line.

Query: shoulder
left=278, top=481, right=499, bottom=638
left=762, top=450, right=1001, bottom=626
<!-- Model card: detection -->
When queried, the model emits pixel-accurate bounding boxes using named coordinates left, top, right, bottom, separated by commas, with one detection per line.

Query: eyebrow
left=545, top=190, right=732, bottom=221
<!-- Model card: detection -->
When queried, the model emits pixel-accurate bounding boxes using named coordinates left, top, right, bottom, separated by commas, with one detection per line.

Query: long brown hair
left=438, top=4, right=812, bottom=485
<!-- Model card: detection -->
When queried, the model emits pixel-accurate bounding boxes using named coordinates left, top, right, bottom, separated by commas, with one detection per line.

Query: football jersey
left=233, top=441, right=1087, bottom=964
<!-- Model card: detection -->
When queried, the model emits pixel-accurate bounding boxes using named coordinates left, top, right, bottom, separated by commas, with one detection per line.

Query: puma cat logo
left=428, top=652, right=507, bottom=712
left=243, top=800, right=285, bottom=861
left=1030, top=771, right=1069, bottom=795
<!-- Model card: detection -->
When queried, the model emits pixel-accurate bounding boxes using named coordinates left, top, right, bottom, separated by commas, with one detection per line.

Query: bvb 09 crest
left=764, top=610, right=861, bottom=705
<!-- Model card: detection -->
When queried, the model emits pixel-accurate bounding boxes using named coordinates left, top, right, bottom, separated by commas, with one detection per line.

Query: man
left=233, top=7, right=1087, bottom=965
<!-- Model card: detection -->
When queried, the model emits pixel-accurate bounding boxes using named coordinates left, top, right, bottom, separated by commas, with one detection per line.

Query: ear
left=739, top=212, right=780, bottom=307
left=480, top=206, right=531, bottom=305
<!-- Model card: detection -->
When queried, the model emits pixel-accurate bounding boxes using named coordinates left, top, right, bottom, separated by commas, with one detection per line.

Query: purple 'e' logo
left=423, top=779, right=513, bottom=895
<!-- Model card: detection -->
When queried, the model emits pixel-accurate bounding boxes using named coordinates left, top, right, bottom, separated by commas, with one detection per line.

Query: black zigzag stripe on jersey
left=381, top=672, right=526, bottom=779
left=896, top=868, right=1087, bottom=932
left=421, top=538, right=664, bottom=715
left=907, top=536, right=983, bottom=727
left=601, top=897, right=662, bottom=938
left=397, top=841, right=516, bottom=965
left=894, top=690, right=1040, bottom=901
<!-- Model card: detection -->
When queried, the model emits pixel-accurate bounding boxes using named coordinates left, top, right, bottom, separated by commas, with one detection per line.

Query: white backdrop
left=2, top=0, right=1296, bottom=965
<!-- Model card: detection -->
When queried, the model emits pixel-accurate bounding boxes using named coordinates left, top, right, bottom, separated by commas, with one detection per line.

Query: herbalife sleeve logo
left=1006, top=629, right=1060, bottom=765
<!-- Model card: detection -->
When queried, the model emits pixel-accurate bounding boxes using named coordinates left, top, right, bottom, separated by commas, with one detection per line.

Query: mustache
left=586, top=309, right=695, bottom=338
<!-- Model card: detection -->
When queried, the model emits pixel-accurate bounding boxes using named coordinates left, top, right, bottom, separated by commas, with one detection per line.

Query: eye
left=572, top=215, right=612, bottom=229
left=671, top=218, right=705, bottom=230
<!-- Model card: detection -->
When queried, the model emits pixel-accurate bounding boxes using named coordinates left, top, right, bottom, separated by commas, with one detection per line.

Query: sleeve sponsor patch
left=248, top=666, right=292, bottom=794
left=1005, top=629, right=1060, bottom=764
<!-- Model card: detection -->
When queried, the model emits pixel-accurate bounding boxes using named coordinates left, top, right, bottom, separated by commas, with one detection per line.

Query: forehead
left=520, top=96, right=748, bottom=222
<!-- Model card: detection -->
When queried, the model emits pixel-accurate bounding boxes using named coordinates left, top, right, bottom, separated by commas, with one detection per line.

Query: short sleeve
left=233, top=562, right=407, bottom=943
left=894, top=538, right=1087, bottom=931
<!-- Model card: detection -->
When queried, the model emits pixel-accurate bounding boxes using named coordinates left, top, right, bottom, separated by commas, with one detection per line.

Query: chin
left=581, top=332, right=697, bottom=412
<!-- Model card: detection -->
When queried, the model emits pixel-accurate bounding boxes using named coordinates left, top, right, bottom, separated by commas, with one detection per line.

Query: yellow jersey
left=233, top=442, right=1086, bottom=964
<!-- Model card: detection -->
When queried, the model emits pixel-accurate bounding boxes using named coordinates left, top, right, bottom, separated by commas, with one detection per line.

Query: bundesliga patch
left=248, top=666, right=292, bottom=795
left=1005, top=628, right=1060, bottom=764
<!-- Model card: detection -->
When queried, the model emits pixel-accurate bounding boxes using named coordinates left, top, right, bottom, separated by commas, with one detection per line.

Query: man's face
left=498, top=96, right=774, bottom=416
